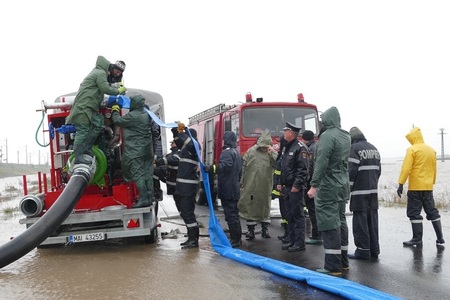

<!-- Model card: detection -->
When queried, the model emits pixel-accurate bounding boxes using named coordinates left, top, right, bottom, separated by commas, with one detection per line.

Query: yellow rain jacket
left=398, top=127, right=436, bottom=190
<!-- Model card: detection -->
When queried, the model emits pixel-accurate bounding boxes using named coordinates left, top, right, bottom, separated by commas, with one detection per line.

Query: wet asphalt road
left=184, top=201, right=450, bottom=300
left=1, top=194, right=448, bottom=300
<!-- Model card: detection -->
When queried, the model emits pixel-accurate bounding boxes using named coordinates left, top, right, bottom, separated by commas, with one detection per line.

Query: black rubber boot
left=245, top=225, right=255, bottom=240
left=278, top=223, right=288, bottom=240
left=403, top=222, right=423, bottom=247
left=342, top=250, right=349, bottom=270
left=432, top=220, right=445, bottom=247
left=282, top=242, right=294, bottom=250
left=281, top=236, right=291, bottom=243
left=180, top=227, right=189, bottom=246
left=229, top=223, right=242, bottom=248
left=73, top=143, right=92, bottom=165
left=261, top=222, right=271, bottom=239
left=181, top=226, right=199, bottom=249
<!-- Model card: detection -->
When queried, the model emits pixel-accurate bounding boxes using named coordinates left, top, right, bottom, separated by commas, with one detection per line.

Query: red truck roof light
left=297, top=93, right=304, bottom=102
left=245, top=92, right=253, bottom=102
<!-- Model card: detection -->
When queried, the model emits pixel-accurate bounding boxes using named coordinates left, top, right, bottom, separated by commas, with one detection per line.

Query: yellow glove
left=118, top=85, right=127, bottom=94
left=177, top=122, right=186, bottom=133
left=111, top=105, right=120, bottom=113
left=205, top=164, right=217, bottom=174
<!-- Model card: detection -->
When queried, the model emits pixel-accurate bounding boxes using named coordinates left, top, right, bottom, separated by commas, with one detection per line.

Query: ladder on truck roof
left=188, top=103, right=236, bottom=125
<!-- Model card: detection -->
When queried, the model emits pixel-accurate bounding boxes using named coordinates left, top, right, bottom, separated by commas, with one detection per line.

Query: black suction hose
left=0, top=166, right=92, bottom=269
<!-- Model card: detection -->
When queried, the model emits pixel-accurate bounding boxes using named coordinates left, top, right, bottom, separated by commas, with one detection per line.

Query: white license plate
left=68, top=232, right=105, bottom=243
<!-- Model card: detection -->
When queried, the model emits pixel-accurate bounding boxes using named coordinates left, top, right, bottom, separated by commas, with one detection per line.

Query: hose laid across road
left=186, top=128, right=402, bottom=300
left=0, top=166, right=92, bottom=269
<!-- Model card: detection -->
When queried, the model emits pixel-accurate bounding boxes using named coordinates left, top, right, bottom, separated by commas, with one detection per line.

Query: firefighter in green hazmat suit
left=66, top=56, right=127, bottom=165
left=307, top=106, right=350, bottom=276
left=111, top=94, right=155, bottom=208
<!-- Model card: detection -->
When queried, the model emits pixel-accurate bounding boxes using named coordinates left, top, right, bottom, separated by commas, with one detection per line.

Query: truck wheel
left=144, top=226, right=158, bottom=244
left=195, top=187, right=207, bottom=205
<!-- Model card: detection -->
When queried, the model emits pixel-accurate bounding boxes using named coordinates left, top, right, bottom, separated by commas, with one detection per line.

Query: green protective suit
left=66, top=55, right=123, bottom=157
left=238, top=131, right=277, bottom=221
left=66, top=55, right=121, bottom=126
left=111, top=95, right=154, bottom=195
left=310, top=106, right=351, bottom=231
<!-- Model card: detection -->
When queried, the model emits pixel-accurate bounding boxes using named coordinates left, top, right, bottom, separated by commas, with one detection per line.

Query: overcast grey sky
left=1, top=0, right=449, bottom=163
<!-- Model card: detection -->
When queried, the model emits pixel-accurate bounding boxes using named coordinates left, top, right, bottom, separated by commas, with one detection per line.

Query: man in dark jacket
left=216, top=131, right=243, bottom=248
left=66, top=56, right=127, bottom=165
left=155, top=140, right=181, bottom=211
left=307, top=106, right=350, bottom=276
left=277, top=122, right=309, bottom=252
left=111, top=94, right=154, bottom=208
left=302, top=130, right=322, bottom=245
left=272, top=136, right=289, bottom=241
left=347, top=127, right=381, bottom=260
left=172, top=123, right=200, bottom=249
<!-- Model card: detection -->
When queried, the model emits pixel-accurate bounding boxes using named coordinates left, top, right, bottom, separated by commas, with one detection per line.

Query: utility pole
left=0, top=138, right=7, bottom=163
left=3, top=138, right=7, bottom=163
left=439, top=128, right=446, bottom=162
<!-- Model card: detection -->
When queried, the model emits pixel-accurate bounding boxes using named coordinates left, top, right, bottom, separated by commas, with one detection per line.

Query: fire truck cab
left=19, top=89, right=168, bottom=245
left=188, top=92, right=320, bottom=205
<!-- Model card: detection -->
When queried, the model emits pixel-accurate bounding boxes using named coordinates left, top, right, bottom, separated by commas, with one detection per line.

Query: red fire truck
left=188, top=92, right=320, bottom=205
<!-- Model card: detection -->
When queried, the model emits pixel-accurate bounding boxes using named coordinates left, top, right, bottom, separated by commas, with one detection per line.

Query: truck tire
left=144, top=226, right=158, bottom=244
left=195, top=187, right=207, bottom=206
left=195, top=184, right=218, bottom=207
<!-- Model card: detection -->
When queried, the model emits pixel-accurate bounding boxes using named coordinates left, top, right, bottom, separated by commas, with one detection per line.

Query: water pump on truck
left=19, top=89, right=168, bottom=246
left=188, top=92, right=321, bottom=206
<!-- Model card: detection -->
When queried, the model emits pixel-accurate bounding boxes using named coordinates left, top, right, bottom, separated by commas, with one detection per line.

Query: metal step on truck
left=18, top=89, right=168, bottom=246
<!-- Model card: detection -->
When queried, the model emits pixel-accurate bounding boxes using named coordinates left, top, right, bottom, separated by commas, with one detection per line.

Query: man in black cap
left=276, top=122, right=310, bottom=252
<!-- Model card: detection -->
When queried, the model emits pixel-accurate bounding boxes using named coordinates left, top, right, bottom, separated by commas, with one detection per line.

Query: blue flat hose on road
left=152, top=116, right=402, bottom=300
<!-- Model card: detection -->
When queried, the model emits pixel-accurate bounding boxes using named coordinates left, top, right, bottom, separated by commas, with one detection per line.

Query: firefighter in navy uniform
left=277, top=122, right=310, bottom=252
left=206, top=131, right=244, bottom=248
left=271, top=136, right=289, bottom=241
left=171, top=123, right=201, bottom=249
left=347, top=127, right=381, bottom=260
left=155, top=140, right=182, bottom=211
